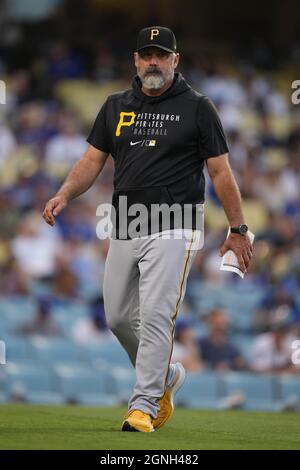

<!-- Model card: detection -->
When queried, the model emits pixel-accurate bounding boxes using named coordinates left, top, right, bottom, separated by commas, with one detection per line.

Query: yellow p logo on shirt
left=115, top=112, right=136, bottom=136
left=150, top=29, right=159, bottom=41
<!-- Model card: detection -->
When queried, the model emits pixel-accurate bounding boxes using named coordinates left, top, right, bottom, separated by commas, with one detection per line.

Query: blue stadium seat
left=110, top=366, right=136, bottom=403
left=2, top=336, right=35, bottom=362
left=222, top=372, right=280, bottom=411
left=231, top=334, right=254, bottom=361
left=82, top=340, right=132, bottom=367
left=79, top=283, right=103, bottom=301
left=5, top=362, right=62, bottom=404
left=192, top=323, right=208, bottom=340
left=175, top=371, right=221, bottom=409
left=30, top=337, right=84, bottom=364
left=51, top=313, right=82, bottom=335
left=0, top=391, right=8, bottom=403
left=224, top=290, right=264, bottom=312
left=54, top=363, right=119, bottom=406
left=278, top=376, right=300, bottom=410
left=228, top=307, right=253, bottom=332
left=52, top=303, right=89, bottom=318
left=0, top=297, right=36, bottom=315
left=51, top=304, right=90, bottom=335
left=0, top=322, right=15, bottom=339
left=1, top=311, right=35, bottom=331
left=29, top=281, right=53, bottom=298
left=0, top=297, right=37, bottom=330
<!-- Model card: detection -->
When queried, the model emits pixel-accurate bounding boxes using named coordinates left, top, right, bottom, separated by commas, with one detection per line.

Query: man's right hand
left=42, top=196, right=67, bottom=226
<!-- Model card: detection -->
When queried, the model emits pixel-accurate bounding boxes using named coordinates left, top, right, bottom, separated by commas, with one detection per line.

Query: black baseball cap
left=136, top=26, right=177, bottom=53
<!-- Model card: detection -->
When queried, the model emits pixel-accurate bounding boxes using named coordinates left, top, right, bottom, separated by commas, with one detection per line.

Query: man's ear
left=134, top=52, right=138, bottom=68
left=174, top=53, right=180, bottom=69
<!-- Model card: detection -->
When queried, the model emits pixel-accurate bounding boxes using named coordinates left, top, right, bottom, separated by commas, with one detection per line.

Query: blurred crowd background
left=0, top=0, right=300, bottom=410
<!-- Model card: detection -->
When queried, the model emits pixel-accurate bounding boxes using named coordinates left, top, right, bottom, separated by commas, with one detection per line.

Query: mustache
left=144, top=67, right=163, bottom=75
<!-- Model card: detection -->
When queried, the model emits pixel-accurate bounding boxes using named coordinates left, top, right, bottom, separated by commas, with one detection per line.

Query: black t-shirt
left=199, top=337, right=242, bottom=370
left=87, top=73, right=228, bottom=238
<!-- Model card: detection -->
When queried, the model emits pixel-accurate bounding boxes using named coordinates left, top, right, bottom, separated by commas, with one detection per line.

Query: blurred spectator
left=226, top=130, right=249, bottom=171
left=280, top=155, right=300, bottom=206
left=253, top=166, right=287, bottom=213
left=288, top=115, right=300, bottom=152
left=257, top=212, right=296, bottom=249
left=250, top=306, right=300, bottom=374
left=245, top=73, right=287, bottom=115
left=201, top=65, right=247, bottom=108
left=44, top=111, right=87, bottom=177
left=171, top=318, right=203, bottom=372
left=15, top=103, right=50, bottom=152
left=94, top=43, right=118, bottom=83
left=263, top=87, right=288, bottom=116
left=11, top=211, right=63, bottom=279
left=6, top=70, right=33, bottom=109
left=51, top=266, right=79, bottom=304
left=16, top=296, right=63, bottom=337
left=66, top=238, right=108, bottom=298
left=0, top=252, right=29, bottom=296
left=57, top=201, right=96, bottom=242
left=0, top=192, right=20, bottom=236
left=72, top=296, right=112, bottom=345
left=253, top=280, right=300, bottom=332
left=259, top=115, right=283, bottom=148
left=199, top=309, right=247, bottom=371
left=47, top=41, right=86, bottom=80
left=0, top=120, right=16, bottom=169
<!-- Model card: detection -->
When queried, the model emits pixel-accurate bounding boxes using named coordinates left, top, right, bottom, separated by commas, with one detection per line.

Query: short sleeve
left=87, top=100, right=111, bottom=153
left=197, top=96, right=229, bottom=159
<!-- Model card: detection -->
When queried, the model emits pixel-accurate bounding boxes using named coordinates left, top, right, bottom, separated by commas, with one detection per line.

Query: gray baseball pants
left=103, top=229, right=203, bottom=418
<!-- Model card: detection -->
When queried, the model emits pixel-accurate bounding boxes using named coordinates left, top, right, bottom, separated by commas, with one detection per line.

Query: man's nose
left=149, top=55, right=159, bottom=65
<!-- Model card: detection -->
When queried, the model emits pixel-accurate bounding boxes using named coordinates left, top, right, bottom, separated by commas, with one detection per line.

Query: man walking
left=43, top=26, right=253, bottom=432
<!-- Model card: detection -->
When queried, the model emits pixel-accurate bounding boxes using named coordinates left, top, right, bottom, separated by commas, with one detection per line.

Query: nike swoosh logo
left=130, top=141, right=143, bottom=146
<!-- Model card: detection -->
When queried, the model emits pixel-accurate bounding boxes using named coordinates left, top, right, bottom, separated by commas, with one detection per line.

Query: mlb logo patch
left=146, top=140, right=156, bottom=147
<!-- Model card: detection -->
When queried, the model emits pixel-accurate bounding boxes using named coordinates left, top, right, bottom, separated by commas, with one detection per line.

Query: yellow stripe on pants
left=163, top=230, right=196, bottom=391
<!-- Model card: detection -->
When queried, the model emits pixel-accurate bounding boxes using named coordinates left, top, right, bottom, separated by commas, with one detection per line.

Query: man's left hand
left=219, top=233, right=253, bottom=273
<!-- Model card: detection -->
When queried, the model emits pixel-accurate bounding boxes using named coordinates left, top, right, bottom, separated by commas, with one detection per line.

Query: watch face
left=240, top=224, right=248, bottom=234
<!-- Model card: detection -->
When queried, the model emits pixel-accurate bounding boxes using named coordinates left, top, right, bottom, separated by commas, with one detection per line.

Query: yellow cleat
left=122, top=409, right=154, bottom=433
left=153, top=362, right=186, bottom=430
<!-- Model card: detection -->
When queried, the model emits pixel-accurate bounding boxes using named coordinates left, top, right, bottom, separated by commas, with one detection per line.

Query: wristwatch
left=230, top=224, right=248, bottom=235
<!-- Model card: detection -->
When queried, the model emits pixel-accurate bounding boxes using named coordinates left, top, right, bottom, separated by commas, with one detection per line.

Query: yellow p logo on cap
left=115, top=112, right=136, bottom=136
left=150, top=29, right=159, bottom=41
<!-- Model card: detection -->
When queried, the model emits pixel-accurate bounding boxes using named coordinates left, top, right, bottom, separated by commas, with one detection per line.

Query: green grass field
left=0, top=405, right=299, bottom=450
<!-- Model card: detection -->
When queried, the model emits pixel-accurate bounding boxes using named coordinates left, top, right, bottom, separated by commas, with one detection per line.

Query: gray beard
left=141, top=74, right=165, bottom=90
